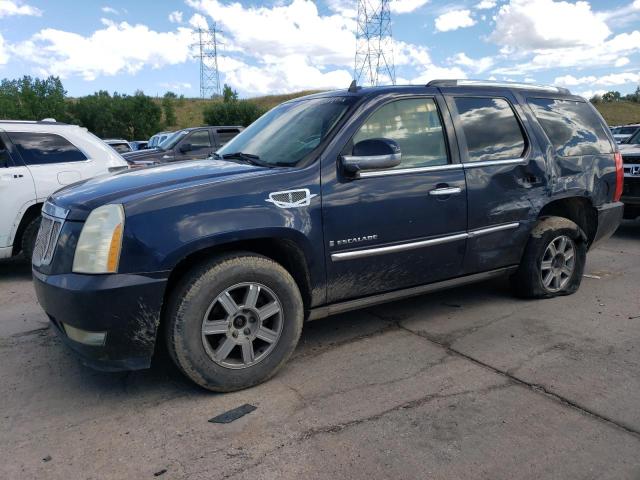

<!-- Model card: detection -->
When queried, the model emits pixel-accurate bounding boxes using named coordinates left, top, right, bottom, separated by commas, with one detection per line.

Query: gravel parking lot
left=1, top=222, right=639, bottom=480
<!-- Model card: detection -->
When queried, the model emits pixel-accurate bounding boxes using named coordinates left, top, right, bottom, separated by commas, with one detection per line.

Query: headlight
left=72, top=204, right=125, bottom=274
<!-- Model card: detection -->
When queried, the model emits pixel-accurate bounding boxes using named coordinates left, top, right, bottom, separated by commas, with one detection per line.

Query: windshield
left=619, top=126, right=639, bottom=135
left=216, top=96, right=355, bottom=166
left=159, top=130, right=187, bottom=150
left=627, top=129, right=640, bottom=145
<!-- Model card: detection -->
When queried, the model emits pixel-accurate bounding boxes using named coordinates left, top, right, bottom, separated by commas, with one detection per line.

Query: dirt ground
left=1, top=221, right=639, bottom=479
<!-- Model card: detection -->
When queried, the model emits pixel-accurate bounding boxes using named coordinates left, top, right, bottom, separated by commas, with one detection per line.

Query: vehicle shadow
left=0, top=255, right=31, bottom=280
left=614, top=219, right=640, bottom=240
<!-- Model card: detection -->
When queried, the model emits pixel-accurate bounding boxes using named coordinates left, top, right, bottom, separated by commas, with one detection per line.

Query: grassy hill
left=592, top=101, right=640, bottom=126
left=163, top=92, right=640, bottom=130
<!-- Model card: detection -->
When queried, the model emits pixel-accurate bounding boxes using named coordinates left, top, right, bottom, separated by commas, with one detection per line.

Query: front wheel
left=512, top=216, right=587, bottom=299
left=165, top=253, right=304, bottom=392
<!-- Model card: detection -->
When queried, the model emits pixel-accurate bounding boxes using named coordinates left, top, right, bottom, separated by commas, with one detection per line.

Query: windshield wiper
left=221, top=152, right=274, bottom=168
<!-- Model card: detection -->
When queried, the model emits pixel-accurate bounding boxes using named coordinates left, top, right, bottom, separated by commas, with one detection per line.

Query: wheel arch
left=11, top=201, right=43, bottom=256
left=536, top=196, right=598, bottom=247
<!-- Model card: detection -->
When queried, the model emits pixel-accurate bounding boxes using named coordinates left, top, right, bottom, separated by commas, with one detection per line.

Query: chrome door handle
left=429, top=187, right=462, bottom=196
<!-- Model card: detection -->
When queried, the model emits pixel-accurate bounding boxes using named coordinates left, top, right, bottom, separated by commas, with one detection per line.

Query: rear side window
left=453, top=97, right=526, bottom=162
left=216, top=128, right=240, bottom=146
left=353, top=98, right=448, bottom=169
left=528, top=98, right=613, bottom=157
left=9, top=132, right=87, bottom=165
left=0, top=136, right=11, bottom=167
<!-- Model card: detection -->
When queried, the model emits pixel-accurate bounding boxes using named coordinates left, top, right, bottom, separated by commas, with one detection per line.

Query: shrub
left=203, top=99, right=266, bottom=127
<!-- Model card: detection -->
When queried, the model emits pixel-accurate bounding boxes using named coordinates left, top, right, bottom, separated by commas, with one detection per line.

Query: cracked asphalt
left=1, top=221, right=639, bottom=479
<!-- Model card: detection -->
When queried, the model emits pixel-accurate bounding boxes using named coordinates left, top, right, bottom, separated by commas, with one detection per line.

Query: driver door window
left=352, top=98, right=448, bottom=169
left=187, top=130, right=212, bottom=149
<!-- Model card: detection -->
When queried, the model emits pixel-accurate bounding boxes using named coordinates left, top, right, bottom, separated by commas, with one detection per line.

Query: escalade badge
left=265, top=189, right=317, bottom=208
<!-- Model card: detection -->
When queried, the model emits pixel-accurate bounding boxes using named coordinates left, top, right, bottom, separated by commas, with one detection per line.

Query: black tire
left=512, top=216, right=587, bottom=299
left=21, top=216, right=41, bottom=261
left=165, top=252, right=304, bottom=392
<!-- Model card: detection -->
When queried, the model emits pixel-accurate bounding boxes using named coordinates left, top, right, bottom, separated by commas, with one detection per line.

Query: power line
left=193, top=22, right=222, bottom=99
left=354, top=0, right=396, bottom=87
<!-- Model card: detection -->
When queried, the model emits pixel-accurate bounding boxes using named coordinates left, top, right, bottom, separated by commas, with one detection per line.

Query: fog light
left=62, top=323, right=107, bottom=346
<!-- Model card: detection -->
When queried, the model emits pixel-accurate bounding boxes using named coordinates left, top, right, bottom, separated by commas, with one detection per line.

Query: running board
left=307, top=266, right=518, bottom=321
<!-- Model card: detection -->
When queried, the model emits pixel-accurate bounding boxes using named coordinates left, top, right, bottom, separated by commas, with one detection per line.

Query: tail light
left=614, top=151, right=623, bottom=202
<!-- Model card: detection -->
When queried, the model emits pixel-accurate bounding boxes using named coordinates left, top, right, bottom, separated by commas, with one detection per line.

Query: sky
left=0, top=0, right=639, bottom=99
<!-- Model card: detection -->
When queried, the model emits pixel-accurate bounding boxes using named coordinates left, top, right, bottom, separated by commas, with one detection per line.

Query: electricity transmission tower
left=194, top=23, right=222, bottom=98
left=354, top=0, right=396, bottom=87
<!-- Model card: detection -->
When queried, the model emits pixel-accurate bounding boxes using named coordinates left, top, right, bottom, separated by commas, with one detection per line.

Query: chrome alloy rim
left=201, top=282, right=283, bottom=369
left=540, top=235, right=576, bottom=292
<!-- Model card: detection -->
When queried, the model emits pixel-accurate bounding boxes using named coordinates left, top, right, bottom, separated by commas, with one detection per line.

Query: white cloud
left=391, top=0, right=430, bottom=14
left=491, top=0, right=610, bottom=50
left=555, top=72, right=640, bottom=87
left=0, top=34, right=9, bottom=65
left=475, top=0, right=496, bottom=9
left=101, top=6, right=119, bottom=15
left=449, top=52, right=494, bottom=73
left=13, top=22, right=194, bottom=81
left=435, top=9, right=476, bottom=32
left=615, top=57, right=630, bottom=67
left=160, top=81, right=191, bottom=91
left=168, top=10, right=183, bottom=23
left=0, top=0, right=41, bottom=17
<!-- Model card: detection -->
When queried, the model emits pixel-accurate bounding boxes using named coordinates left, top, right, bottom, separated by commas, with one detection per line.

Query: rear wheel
left=165, top=253, right=304, bottom=392
left=512, top=216, right=587, bottom=298
left=21, top=216, right=41, bottom=261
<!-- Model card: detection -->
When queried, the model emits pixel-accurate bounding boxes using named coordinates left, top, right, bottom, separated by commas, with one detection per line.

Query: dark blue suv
left=32, top=80, right=624, bottom=391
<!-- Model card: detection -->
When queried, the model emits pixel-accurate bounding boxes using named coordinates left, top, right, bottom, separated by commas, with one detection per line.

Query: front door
left=442, top=90, right=546, bottom=273
left=176, top=129, right=215, bottom=161
left=321, top=94, right=468, bottom=303
left=0, top=132, right=35, bottom=249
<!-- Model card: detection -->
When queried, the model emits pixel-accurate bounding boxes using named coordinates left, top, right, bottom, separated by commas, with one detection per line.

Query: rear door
left=213, top=128, right=242, bottom=148
left=442, top=89, right=546, bottom=273
left=0, top=131, right=36, bottom=249
left=321, top=93, right=468, bottom=302
left=7, top=131, right=88, bottom=201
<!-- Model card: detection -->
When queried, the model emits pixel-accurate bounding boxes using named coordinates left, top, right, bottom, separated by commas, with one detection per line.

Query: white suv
left=0, top=120, right=128, bottom=260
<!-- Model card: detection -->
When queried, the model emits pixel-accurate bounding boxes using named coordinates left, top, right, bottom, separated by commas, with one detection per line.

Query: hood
left=122, top=148, right=170, bottom=163
left=49, top=159, right=264, bottom=220
left=619, top=143, right=640, bottom=153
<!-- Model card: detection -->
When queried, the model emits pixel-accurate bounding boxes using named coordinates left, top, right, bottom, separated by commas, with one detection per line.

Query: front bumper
left=621, top=175, right=640, bottom=219
left=591, top=202, right=624, bottom=248
left=33, top=269, right=168, bottom=371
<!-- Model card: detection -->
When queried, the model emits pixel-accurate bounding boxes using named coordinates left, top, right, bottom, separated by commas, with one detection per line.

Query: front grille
left=623, top=177, right=640, bottom=198
left=32, top=214, right=64, bottom=267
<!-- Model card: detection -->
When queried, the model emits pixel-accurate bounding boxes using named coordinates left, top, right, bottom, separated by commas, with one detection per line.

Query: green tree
left=222, top=84, right=238, bottom=103
left=0, top=75, right=67, bottom=120
left=161, top=92, right=177, bottom=127
left=203, top=99, right=265, bottom=127
left=602, top=91, right=621, bottom=103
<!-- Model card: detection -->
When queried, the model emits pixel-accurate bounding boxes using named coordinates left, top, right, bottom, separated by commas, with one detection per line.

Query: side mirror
left=179, top=143, right=192, bottom=153
left=341, top=138, right=401, bottom=174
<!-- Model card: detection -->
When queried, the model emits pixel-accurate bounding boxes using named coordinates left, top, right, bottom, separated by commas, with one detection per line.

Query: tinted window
left=454, top=97, right=526, bottom=162
left=0, top=136, right=11, bottom=167
left=353, top=98, right=448, bottom=168
left=528, top=98, right=613, bottom=156
left=216, top=128, right=240, bottom=146
left=187, top=130, right=211, bottom=148
left=619, top=126, right=639, bottom=135
left=9, top=132, right=87, bottom=165
left=110, top=142, right=131, bottom=153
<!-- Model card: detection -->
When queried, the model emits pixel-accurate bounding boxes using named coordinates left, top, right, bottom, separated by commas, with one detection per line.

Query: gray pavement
left=1, top=221, right=639, bottom=479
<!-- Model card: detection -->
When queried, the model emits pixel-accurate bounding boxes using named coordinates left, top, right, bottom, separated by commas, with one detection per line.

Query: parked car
left=33, top=80, right=623, bottom=392
left=147, top=131, right=172, bottom=149
left=619, top=129, right=640, bottom=219
left=104, top=139, right=133, bottom=154
left=130, top=141, right=148, bottom=151
left=612, top=124, right=640, bottom=144
left=0, top=120, right=128, bottom=261
left=122, top=126, right=243, bottom=166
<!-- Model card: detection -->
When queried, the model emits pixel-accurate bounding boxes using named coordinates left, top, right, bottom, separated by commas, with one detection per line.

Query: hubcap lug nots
left=232, top=331, right=238, bottom=338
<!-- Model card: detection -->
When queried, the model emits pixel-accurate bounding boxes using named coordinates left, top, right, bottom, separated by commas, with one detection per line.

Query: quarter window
left=454, top=97, right=526, bottom=162
left=352, top=98, right=448, bottom=169
left=0, top=137, right=11, bottom=167
left=528, top=98, right=614, bottom=156
left=9, top=132, right=87, bottom=165
left=187, top=130, right=212, bottom=148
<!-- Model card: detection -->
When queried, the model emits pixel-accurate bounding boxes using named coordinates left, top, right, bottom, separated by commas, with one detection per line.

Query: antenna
left=193, top=22, right=222, bottom=99
left=354, top=0, right=396, bottom=87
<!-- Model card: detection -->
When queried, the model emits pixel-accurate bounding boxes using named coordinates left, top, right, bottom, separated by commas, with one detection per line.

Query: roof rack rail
left=426, top=79, right=571, bottom=95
